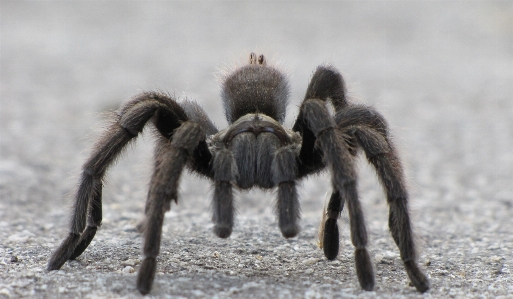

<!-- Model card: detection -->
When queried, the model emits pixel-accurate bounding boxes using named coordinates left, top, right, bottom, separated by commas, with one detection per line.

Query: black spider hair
left=221, top=64, right=290, bottom=124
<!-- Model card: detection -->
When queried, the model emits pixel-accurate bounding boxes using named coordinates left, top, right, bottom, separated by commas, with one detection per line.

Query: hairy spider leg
left=293, top=66, right=352, bottom=258
left=336, top=106, right=430, bottom=292
left=322, top=191, right=345, bottom=260
left=48, top=92, right=214, bottom=296
left=137, top=122, right=205, bottom=294
left=211, top=148, right=236, bottom=238
left=339, top=107, right=431, bottom=292
left=300, top=99, right=375, bottom=291
left=272, top=145, right=300, bottom=238
left=293, top=65, right=349, bottom=178
left=47, top=93, right=179, bottom=270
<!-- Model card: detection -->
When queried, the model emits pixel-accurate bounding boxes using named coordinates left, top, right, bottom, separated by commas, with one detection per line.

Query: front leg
left=300, top=99, right=375, bottom=291
left=48, top=92, right=175, bottom=270
left=337, top=105, right=430, bottom=292
left=366, top=140, right=430, bottom=293
left=322, top=191, right=344, bottom=260
left=137, top=122, right=205, bottom=294
left=293, top=65, right=349, bottom=177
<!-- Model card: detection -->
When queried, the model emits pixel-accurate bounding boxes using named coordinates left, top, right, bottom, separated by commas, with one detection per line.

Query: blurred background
left=1, top=2, right=512, bottom=298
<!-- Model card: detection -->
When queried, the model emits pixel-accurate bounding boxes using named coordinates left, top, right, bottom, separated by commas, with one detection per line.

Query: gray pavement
left=1, top=2, right=512, bottom=298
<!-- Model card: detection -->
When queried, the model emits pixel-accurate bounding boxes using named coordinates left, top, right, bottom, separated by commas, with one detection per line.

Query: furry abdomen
left=221, top=65, right=290, bottom=124
left=231, top=132, right=280, bottom=189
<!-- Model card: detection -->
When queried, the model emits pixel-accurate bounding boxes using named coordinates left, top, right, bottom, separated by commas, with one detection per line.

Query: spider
left=48, top=53, right=429, bottom=294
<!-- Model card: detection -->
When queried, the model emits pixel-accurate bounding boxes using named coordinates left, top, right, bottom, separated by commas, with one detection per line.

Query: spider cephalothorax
left=48, top=53, right=429, bottom=294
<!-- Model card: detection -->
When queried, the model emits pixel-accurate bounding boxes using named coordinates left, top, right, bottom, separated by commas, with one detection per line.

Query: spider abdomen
left=221, top=64, right=290, bottom=124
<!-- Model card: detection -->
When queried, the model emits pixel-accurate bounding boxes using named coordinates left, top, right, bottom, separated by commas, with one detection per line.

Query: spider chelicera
left=48, top=53, right=429, bottom=294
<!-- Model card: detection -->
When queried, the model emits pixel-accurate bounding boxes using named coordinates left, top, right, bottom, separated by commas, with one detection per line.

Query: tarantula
left=48, top=53, right=429, bottom=294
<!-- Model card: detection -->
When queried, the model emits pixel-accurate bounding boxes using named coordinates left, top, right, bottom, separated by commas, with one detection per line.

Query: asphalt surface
left=1, top=2, right=512, bottom=298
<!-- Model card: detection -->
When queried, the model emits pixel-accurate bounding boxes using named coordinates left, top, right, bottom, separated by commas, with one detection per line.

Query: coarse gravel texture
left=1, top=2, right=512, bottom=299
